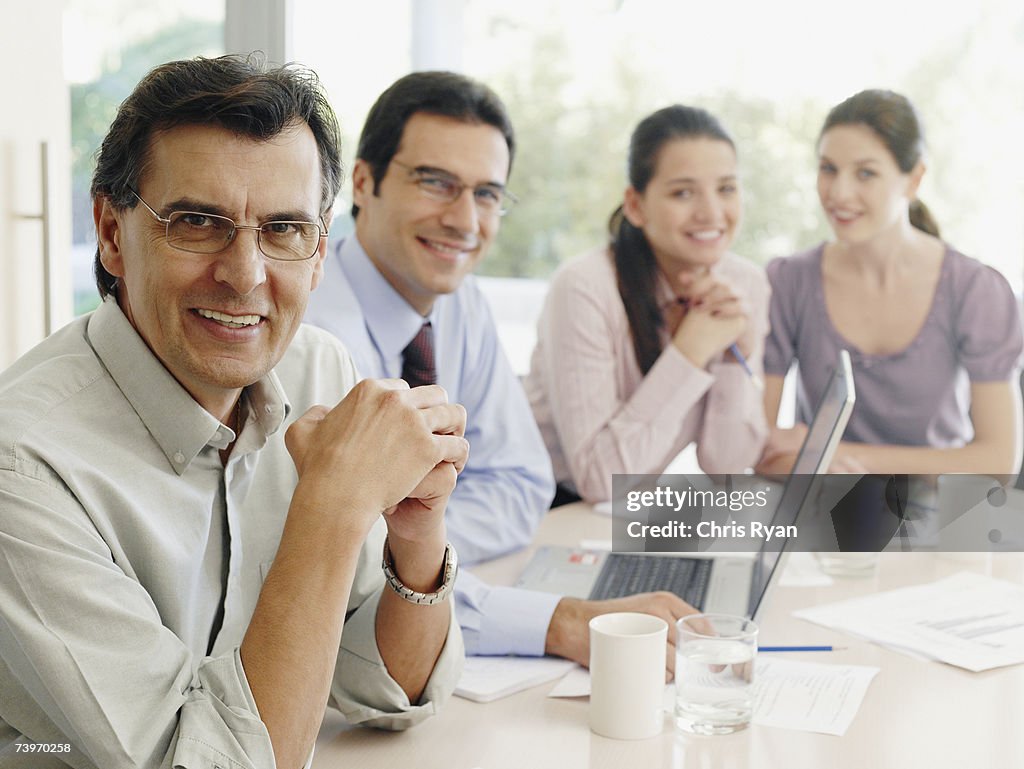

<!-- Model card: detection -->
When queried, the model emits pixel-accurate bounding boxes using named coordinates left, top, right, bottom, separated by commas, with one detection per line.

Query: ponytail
left=609, top=205, right=663, bottom=375
left=909, top=199, right=940, bottom=238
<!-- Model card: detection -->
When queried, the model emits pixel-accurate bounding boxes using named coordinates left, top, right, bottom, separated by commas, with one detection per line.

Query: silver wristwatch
left=381, top=538, right=458, bottom=605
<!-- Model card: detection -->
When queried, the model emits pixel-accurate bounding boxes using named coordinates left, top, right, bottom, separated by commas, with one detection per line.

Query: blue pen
left=729, top=344, right=764, bottom=392
left=757, top=645, right=837, bottom=652
left=676, top=298, right=762, bottom=391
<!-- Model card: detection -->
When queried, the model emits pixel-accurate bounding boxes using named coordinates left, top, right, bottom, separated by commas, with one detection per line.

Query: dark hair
left=90, top=53, right=343, bottom=298
left=352, top=70, right=515, bottom=218
left=820, top=89, right=939, bottom=237
left=610, top=105, right=735, bottom=375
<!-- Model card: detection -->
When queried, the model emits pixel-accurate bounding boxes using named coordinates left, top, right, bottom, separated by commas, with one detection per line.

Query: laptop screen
left=748, top=349, right=855, bottom=619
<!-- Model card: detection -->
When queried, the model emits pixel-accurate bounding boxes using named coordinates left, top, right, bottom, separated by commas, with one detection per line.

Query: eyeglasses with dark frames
left=130, top=189, right=328, bottom=262
left=390, top=160, right=517, bottom=217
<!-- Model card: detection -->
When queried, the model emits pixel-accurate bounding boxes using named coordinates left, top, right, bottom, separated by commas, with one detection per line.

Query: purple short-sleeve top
left=764, top=243, right=1023, bottom=447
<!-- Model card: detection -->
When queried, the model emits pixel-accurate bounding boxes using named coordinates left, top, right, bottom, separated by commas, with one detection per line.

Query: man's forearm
left=241, top=501, right=368, bottom=769
left=375, top=534, right=451, bottom=702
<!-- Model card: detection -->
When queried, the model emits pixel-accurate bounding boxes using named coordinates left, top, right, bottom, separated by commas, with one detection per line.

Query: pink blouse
left=525, top=247, right=770, bottom=503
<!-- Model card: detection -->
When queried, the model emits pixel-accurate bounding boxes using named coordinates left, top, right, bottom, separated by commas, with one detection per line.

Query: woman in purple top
left=760, top=89, right=1022, bottom=475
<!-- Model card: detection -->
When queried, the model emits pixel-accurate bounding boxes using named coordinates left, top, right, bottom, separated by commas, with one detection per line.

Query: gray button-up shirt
left=0, top=297, right=462, bottom=768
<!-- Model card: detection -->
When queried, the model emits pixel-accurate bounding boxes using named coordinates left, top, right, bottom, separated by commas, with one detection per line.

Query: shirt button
left=173, top=451, right=186, bottom=464
left=265, top=404, right=273, bottom=414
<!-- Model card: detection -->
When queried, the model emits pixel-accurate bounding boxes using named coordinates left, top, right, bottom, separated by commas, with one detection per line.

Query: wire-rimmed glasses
left=131, top=190, right=328, bottom=261
left=390, top=160, right=517, bottom=217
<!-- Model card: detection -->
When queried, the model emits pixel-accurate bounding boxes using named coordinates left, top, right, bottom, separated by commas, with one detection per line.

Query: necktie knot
left=401, top=321, right=436, bottom=388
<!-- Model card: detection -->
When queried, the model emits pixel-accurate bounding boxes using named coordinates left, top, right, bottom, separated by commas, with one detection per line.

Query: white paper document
left=455, top=656, right=576, bottom=702
left=794, top=571, right=1024, bottom=672
left=751, top=658, right=878, bottom=736
left=546, top=665, right=591, bottom=698
left=547, top=659, right=877, bottom=736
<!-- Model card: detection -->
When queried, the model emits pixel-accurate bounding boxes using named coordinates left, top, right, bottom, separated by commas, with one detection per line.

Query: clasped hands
left=285, top=378, right=469, bottom=586
left=670, top=270, right=755, bottom=369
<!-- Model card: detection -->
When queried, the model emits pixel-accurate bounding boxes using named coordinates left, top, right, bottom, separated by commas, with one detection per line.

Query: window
left=65, top=0, right=224, bottom=315
left=290, top=1, right=1024, bottom=373
left=456, top=1, right=1024, bottom=288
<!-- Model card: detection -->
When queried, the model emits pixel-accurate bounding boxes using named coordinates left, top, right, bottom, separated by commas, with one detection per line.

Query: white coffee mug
left=589, top=612, right=667, bottom=740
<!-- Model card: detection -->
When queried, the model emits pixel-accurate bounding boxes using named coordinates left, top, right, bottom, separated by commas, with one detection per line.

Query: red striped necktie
left=401, top=321, right=437, bottom=388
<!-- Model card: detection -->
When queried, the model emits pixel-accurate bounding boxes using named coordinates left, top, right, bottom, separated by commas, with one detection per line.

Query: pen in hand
left=728, top=344, right=764, bottom=392
left=675, top=296, right=761, bottom=390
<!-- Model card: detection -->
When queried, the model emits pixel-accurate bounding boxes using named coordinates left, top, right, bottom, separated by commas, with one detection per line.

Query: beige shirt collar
left=87, top=296, right=289, bottom=475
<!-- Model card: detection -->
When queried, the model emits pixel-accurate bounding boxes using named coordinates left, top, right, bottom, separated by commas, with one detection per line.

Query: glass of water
left=674, top=613, right=758, bottom=735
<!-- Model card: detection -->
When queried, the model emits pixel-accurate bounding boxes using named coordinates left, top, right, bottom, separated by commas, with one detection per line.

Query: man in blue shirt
left=305, top=71, right=691, bottom=668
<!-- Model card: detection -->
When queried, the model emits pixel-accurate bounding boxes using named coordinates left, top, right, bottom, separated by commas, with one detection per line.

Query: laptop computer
left=516, top=349, right=856, bottom=621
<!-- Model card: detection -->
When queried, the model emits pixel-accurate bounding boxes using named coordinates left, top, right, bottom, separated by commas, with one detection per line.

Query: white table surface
left=313, top=503, right=1024, bottom=769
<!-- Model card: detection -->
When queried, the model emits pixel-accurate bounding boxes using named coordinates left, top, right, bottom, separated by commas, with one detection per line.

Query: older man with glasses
left=0, top=56, right=465, bottom=769
left=305, top=71, right=691, bottom=671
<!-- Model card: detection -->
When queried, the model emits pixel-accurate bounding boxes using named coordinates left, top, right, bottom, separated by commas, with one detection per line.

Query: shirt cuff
left=459, top=584, right=562, bottom=656
left=706, top=361, right=761, bottom=422
left=330, top=588, right=464, bottom=730
left=172, top=649, right=275, bottom=767
left=626, top=344, right=715, bottom=422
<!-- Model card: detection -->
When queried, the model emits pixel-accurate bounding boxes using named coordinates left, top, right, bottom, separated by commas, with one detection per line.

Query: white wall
left=0, top=0, right=72, bottom=370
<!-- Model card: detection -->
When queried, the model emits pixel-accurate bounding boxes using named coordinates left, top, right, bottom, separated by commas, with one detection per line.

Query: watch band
left=381, top=538, right=458, bottom=606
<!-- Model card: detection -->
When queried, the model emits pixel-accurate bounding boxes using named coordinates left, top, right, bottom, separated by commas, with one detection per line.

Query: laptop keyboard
left=588, top=553, right=712, bottom=607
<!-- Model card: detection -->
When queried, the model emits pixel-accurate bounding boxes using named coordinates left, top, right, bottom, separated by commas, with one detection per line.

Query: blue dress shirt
left=305, top=236, right=559, bottom=656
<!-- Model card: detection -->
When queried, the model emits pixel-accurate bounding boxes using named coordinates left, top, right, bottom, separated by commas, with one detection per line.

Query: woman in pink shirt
left=525, top=105, right=769, bottom=504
